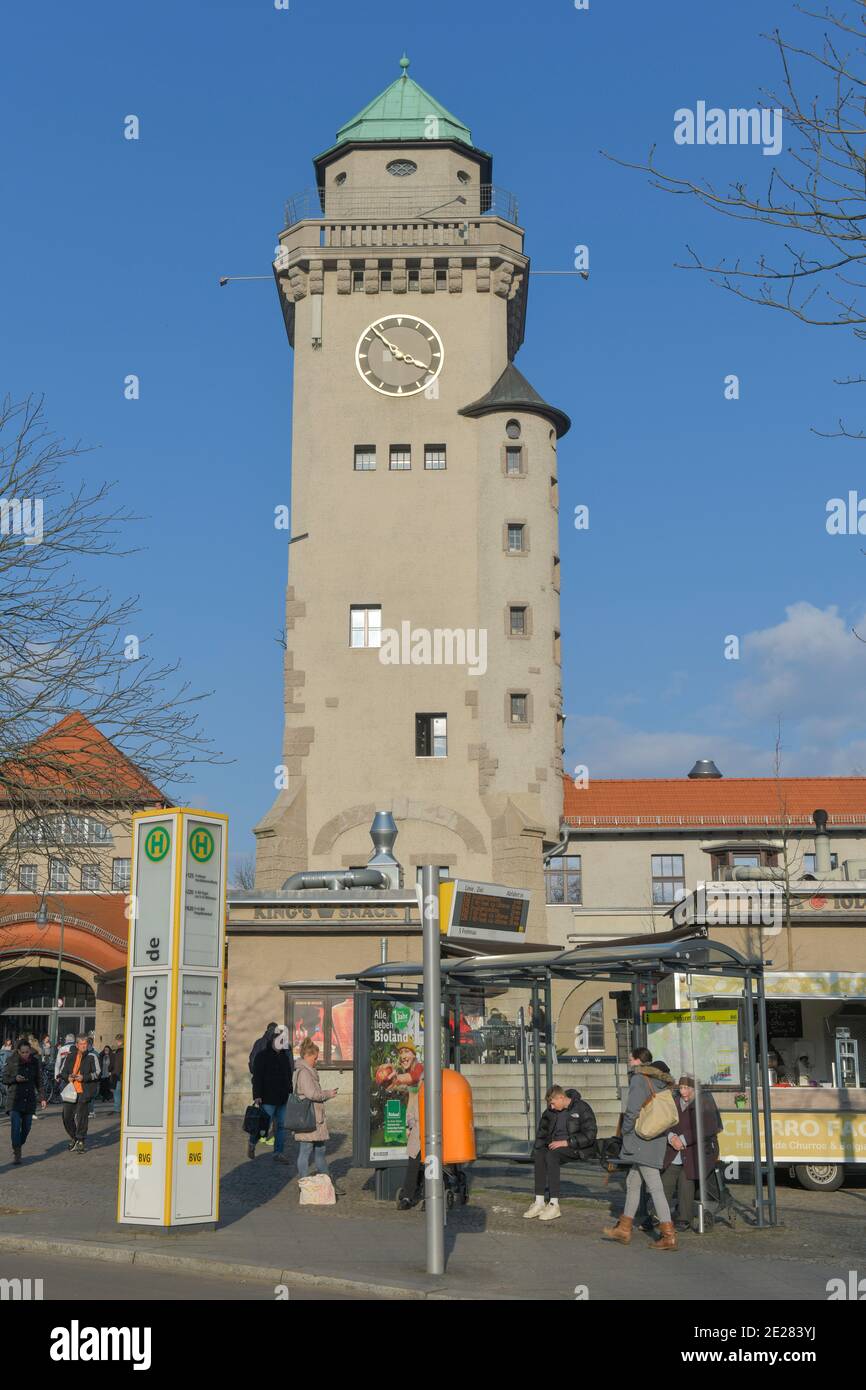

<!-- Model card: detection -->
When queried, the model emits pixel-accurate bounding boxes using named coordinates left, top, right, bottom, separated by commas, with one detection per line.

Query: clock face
left=355, top=315, right=444, bottom=396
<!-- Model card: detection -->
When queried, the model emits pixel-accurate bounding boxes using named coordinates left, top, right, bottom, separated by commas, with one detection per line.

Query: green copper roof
left=335, top=55, right=473, bottom=147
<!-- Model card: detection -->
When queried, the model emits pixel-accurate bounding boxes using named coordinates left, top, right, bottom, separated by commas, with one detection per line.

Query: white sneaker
left=523, top=1198, right=546, bottom=1219
left=539, top=1202, right=562, bottom=1221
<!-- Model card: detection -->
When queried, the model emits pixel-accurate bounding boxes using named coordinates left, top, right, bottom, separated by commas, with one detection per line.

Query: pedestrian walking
left=57, top=1034, right=100, bottom=1153
left=110, top=1034, right=124, bottom=1114
left=54, top=1033, right=75, bottom=1081
left=3, top=1039, right=47, bottom=1164
left=97, top=1045, right=114, bottom=1102
left=602, top=1046, right=680, bottom=1251
left=250, top=1024, right=294, bottom=1163
left=249, top=1022, right=278, bottom=1078
left=524, top=1085, right=597, bottom=1221
left=292, top=1038, right=338, bottom=1184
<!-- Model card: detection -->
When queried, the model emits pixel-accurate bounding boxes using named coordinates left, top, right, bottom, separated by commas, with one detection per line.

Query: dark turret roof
left=458, top=362, right=571, bottom=438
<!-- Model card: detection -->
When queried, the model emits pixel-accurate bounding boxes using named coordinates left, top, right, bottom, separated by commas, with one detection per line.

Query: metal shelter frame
left=342, top=924, right=779, bottom=1229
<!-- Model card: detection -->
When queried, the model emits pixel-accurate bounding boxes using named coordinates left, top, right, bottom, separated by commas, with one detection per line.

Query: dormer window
left=387, top=159, right=417, bottom=177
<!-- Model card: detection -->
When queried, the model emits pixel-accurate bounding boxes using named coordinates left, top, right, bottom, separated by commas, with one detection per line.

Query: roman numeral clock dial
left=355, top=315, right=444, bottom=396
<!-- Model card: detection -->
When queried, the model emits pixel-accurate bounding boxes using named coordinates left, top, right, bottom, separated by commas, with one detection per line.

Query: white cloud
left=566, top=602, right=866, bottom=777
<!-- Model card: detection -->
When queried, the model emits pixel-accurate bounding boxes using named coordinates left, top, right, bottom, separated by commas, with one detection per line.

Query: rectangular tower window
left=424, top=444, right=446, bottom=471
left=349, top=604, right=382, bottom=648
left=380, top=269, right=392, bottom=291
left=352, top=269, right=365, bottom=292
left=18, top=864, right=37, bottom=892
left=505, top=446, right=523, bottom=476
left=354, top=445, right=376, bottom=471
left=651, top=854, right=686, bottom=904
left=510, top=693, right=529, bottom=724
left=390, top=445, right=411, bottom=471
left=407, top=269, right=420, bottom=292
left=435, top=268, right=448, bottom=290
left=509, top=605, right=527, bottom=636
left=0, top=865, right=6, bottom=892
left=507, top=523, right=525, bottom=553
left=416, top=713, right=447, bottom=758
left=112, top=858, right=131, bottom=892
left=81, top=864, right=100, bottom=892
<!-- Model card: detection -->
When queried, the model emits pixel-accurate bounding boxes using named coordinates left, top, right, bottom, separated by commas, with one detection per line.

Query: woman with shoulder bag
left=291, top=1038, right=339, bottom=1190
left=602, top=1046, right=679, bottom=1251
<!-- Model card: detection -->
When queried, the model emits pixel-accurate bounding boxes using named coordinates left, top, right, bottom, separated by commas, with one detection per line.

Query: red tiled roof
left=562, top=776, right=866, bottom=827
left=0, top=712, right=164, bottom=805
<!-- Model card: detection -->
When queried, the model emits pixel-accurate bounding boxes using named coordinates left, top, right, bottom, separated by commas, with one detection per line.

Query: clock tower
left=254, top=57, right=570, bottom=939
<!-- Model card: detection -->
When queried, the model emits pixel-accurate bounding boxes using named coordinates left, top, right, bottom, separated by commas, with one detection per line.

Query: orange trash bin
left=419, top=1068, right=476, bottom=1165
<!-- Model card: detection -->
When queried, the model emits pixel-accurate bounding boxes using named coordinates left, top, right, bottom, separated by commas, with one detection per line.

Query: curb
left=0, top=1233, right=461, bottom=1300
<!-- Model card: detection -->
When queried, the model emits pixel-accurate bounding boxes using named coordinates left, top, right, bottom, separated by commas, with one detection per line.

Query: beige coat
left=293, top=1058, right=333, bottom=1141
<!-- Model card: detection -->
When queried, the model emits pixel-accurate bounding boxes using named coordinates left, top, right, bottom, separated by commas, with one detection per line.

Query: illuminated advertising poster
left=368, top=999, right=425, bottom=1163
left=646, top=1010, right=741, bottom=1087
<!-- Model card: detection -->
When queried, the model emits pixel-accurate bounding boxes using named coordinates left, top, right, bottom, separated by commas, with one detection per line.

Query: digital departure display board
left=439, top=879, right=530, bottom=943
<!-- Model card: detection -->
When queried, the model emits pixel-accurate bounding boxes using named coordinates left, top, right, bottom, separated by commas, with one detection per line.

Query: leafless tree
left=608, top=3, right=866, bottom=441
left=0, top=395, right=220, bottom=882
left=231, top=855, right=257, bottom=890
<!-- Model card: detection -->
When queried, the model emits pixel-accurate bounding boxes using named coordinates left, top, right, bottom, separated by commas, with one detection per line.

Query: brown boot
left=652, top=1221, right=678, bottom=1251
left=601, top=1215, right=633, bottom=1244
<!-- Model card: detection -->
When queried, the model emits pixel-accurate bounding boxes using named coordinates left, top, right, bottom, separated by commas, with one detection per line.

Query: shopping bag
left=298, top=1173, right=336, bottom=1206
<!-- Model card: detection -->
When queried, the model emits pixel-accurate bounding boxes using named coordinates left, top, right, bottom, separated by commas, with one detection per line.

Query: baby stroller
left=398, top=1164, right=470, bottom=1210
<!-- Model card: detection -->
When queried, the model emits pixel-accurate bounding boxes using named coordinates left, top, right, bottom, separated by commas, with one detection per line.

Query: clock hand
left=400, top=353, right=430, bottom=369
left=371, top=325, right=403, bottom=357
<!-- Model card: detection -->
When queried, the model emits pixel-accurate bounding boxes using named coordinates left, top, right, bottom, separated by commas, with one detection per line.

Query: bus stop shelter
left=343, top=923, right=779, bottom=1228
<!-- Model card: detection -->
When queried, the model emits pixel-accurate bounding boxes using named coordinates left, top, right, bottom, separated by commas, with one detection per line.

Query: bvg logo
left=189, top=827, right=214, bottom=863
left=144, top=826, right=170, bottom=862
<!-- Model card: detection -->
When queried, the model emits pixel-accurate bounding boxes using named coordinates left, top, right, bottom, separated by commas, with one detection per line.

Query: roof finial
left=399, top=53, right=410, bottom=78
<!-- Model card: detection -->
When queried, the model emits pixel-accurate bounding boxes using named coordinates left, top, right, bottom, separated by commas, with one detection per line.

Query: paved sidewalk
left=0, top=1106, right=859, bottom=1300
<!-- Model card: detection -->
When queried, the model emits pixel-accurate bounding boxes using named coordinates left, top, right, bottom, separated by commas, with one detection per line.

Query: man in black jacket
left=525, top=1085, right=597, bottom=1222
left=3, top=1039, right=46, bottom=1164
left=250, top=1025, right=293, bottom=1163
left=58, top=1034, right=100, bottom=1153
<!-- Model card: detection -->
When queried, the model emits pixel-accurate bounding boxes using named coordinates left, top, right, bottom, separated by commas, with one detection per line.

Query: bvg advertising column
left=117, top=808, right=228, bottom=1227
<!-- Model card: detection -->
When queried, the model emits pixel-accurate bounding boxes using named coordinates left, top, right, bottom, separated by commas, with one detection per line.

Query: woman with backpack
left=602, top=1046, right=679, bottom=1251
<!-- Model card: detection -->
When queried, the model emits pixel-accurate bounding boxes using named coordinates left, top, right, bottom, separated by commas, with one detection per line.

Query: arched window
left=0, top=972, right=95, bottom=1012
left=576, top=998, right=605, bottom=1052
left=14, top=814, right=113, bottom=848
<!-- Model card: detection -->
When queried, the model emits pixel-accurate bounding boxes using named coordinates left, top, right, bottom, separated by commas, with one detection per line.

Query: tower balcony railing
left=284, top=183, right=519, bottom=230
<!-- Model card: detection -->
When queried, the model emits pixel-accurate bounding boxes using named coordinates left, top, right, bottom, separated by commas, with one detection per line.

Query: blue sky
left=3, top=1, right=865, bottom=869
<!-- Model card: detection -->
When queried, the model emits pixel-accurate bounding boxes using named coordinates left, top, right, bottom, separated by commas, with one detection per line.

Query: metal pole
left=453, top=989, right=461, bottom=1074
left=742, top=970, right=764, bottom=1227
left=544, top=971, right=554, bottom=1092
left=53, top=906, right=65, bottom=1047
left=630, top=980, right=643, bottom=1049
left=420, top=865, right=444, bottom=1276
left=518, top=1005, right=531, bottom=1143
left=755, top=970, right=778, bottom=1226
left=530, top=983, right=542, bottom=1127
left=686, top=978, right=707, bottom=1233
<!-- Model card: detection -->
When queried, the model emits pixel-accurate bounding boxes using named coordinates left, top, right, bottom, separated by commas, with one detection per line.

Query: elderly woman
left=662, top=1075, right=724, bottom=1231
left=292, top=1037, right=339, bottom=1184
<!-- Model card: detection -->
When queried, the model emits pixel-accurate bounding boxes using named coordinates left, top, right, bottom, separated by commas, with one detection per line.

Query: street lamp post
left=35, top=894, right=66, bottom=1046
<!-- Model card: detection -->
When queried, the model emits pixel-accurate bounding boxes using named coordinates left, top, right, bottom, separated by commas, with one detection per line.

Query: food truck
left=658, top=969, right=866, bottom=1190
